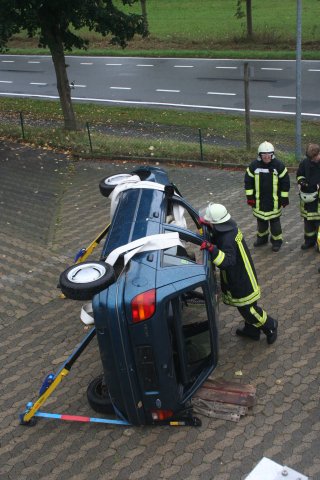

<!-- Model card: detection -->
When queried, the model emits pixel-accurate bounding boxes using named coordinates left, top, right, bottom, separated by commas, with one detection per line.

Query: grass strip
left=1, top=97, right=319, bottom=166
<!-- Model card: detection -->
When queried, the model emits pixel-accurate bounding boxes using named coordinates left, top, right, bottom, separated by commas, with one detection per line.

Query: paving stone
left=1, top=141, right=319, bottom=480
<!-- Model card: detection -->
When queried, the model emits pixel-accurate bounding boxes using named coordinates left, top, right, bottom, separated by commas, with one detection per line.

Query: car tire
left=59, top=261, right=115, bottom=300
left=87, top=375, right=114, bottom=414
left=99, top=173, right=133, bottom=197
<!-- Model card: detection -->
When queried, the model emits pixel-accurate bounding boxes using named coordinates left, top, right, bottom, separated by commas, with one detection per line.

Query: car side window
left=162, top=230, right=204, bottom=266
left=165, top=198, right=200, bottom=235
left=163, top=198, right=204, bottom=265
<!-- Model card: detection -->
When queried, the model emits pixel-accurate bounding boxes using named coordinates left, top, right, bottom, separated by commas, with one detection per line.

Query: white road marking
left=0, top=80, right=12, bottom=83
left=156, top=89, right=180, bottom=93
left=71, top=84, right=86, bottom=88
left=173, top=65, right=194, bottom=68
left=308, top=69, right=320, bottom=72
left=30, top=82, right=47, bottom=86
left=106, top=63, right=122, bottom=66
left=2, top=60, right=14, bottom=63
left=110, top=86, right=131, bottom=90
left=80, top=62, right=93, bottom=65
left=261, top=67, right=283, bottom=71
left=215, top=66, right=237, bottom=69
left=1, top=92, right=320, bottom=118
left=136, top=64, right=154, bottom=67
left=268, top=95, right=296, bottom=99
left=28, top=61, right=40, bottom=64
left=207, top=92, right=236, bottom=96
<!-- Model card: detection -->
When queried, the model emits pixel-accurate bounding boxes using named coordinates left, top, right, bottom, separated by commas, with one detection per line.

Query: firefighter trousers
left=237, top=302, right=268, bottom=329
left=303, top=218, right=320, bottom=249
left=256, top=217, right=282, bottom=246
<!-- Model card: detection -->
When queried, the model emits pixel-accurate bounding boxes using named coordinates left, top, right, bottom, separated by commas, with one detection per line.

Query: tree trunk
left=140, top=0, right=149, bottom=36
left=246, top=0, right=253, bottom=39
left=46, top=30, right=77, bottom=131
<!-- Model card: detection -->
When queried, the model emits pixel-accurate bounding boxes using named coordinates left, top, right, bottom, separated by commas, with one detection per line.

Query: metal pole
left=244, top=62, right=251, bottom=151
left=19, top=112, right=25, bottom=139
left=198, top=128, right=204, bottom=161
left=86, top=122, right=93, bottom=153
left=295, top=0, right=302, bottom=161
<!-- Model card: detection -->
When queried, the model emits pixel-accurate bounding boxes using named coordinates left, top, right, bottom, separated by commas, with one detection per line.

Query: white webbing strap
left=105, top=232, right=184, bottom=267
left=110, top=179, right=168, bottom=217
left=110, top=178, right=182, bottom=217
left=80, top=302, right=94, bottom=325
left=80, top=232, right=184, bottom=325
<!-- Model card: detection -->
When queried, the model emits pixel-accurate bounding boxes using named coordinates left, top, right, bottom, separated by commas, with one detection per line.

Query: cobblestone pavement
left=1, top=141, right=319, bottom=480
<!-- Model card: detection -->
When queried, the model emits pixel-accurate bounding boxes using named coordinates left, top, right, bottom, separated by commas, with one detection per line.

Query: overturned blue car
left=59, top=166, right=219, bottom=426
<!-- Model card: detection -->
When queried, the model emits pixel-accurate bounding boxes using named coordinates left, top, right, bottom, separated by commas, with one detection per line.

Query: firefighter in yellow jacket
left=245, top=141, right=290, bottom=252
left=200, top=203, right=278, bottom=344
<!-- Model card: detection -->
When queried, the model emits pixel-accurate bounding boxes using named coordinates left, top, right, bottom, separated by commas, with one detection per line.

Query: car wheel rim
left=67, top=263, right=106, bottom=284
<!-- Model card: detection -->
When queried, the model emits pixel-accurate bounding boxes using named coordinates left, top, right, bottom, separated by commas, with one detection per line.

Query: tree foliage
left=0, top=0, right=146, bottom=130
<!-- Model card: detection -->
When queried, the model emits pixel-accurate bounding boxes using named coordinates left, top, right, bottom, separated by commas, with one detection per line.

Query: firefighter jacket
left=296, top=157, right=320, bottom=221
left=209, top=220, right=261, bottom=307
left=245, top=157, right=290, bottom=221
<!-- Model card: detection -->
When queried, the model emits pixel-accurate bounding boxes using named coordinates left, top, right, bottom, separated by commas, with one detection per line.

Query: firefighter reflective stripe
left=246, top=167, right=254, bottom=178
left=235, top=232, right=259, bottom=294
left=317, top=226, right=320, bottom=251
left=255, top=174, right=260, bottom=211
left=279, top=167, right=288, bottom=179
left=245, top=168, right=255, bottom=196
left=297, top=175, right=306, bottom=182
left=252, top=168, right=281, bottom=211
left=257, top=228, right=269, bottom=237
left=281, top=191, right=289, bottom=198
left=222, top=287, right=261, bottom=307
left=250, top=306, right=267, bottom=328
left=272, top=172, right=279, bottom=210
left=213, top=250, right=225, bottom=267
left=221, top=230, right=261, bottom=307
left=300, top=203, right=320, bottom=219
left=252, top=208, right=282, bottom=220
left=271, top=233, right=282, bottom=240
left=305, top=230, right=317, bottom=237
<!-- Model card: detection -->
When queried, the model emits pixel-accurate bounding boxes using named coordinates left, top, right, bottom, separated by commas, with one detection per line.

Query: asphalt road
left=1, top=55, right=320, bottom=118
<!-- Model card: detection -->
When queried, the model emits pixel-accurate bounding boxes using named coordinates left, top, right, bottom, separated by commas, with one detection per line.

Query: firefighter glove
left=199, top=216, right=211, bottom=226
left=200, top=241, right=215, bottom=253
left=281, top=197, right=289, bottom=208
left=247, top=199, right=256, bottom=207
left=298, top=179, right=308, bottom=189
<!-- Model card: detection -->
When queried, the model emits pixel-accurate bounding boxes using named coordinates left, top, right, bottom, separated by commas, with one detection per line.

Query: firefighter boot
left=261, top=318, right=278, bottom=345
left=301, top=240, right=315, bottom=250
left=236, top=323, right=261, bottom=340
left=271, top=241, right=282, bottom=253
left=253, top=236, right=268, bottom=248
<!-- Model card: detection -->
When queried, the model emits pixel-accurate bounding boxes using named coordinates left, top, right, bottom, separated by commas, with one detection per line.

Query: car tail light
left=131, top=289, right=156, bottom=323
left=151, top=409, right=174, bottom=421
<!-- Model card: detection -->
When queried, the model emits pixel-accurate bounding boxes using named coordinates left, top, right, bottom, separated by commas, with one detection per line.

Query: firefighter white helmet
left=299, top=190, right=318, bottom=203
left=258, top=141, right=274, bottom=157
left=204, top=203, right=231, bottom=224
